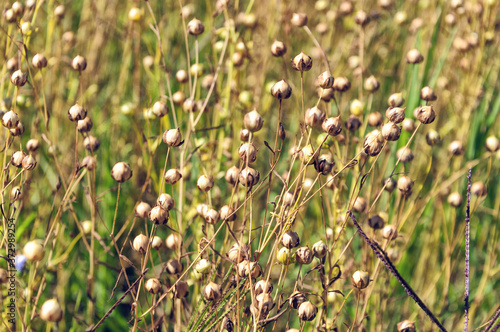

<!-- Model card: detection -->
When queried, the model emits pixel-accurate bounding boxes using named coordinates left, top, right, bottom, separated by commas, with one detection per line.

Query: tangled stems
left=347, top=212, right=447, bottom=332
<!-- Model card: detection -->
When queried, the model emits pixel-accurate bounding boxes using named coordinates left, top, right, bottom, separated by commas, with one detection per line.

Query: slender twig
left=483, top=305, right=500, bottom=332
left=465, top=168, right=472, bottom=331
left=348, top=212, right=447, bottom=331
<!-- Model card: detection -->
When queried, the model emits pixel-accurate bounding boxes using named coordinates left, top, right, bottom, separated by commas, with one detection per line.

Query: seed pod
left=382, top=225, right=398, bottom=240
left=238, top=129, right=250, bottom=142
left=271, top=80, right=292, bottom=99
left=471, top=182, right=487, bottom=196
left=68, top=104, right=87, bottom=122
left=338, top=1, right=354, bottom=15
left=353, top=197, right=367, bottom=213
left=420, top=86, right=437, bottom=101
left=314, top=154, right=335, bottom=175
left=298, top=301, right=317, bottom=321
left=354, top=10, right=369, bottom=26
left=254, top=280, right=273, bottom=295
left=289, top=291, right=306, bottom=309
left=448, top=140, right=464, bottom=156
left=111, top=162, right=133, bottom=182
left=277, top=247, right=291, bottom=264
left=135, top=202, right=152, bottom=218
left=291, top=52, right=313, bottom=72
left=254, top=293, right=274, bottom=316
left=163, top=128, right=183, bottom=147
left=222, top=316, right=234, bottom=332
left=72, top=55, right=87, bottom=71
left=23, top=240, right=44, bottom=262
left=172, top=91, right=185, bottom=105
left=300, top=144, right=318, bottom=165
left=388, top=93, right=404, bottom=107
left=368, top=112, right=383, bottom=127
left=132, top=234, right=149, bottom=253
left=32, top=53, right=48, bottom=69
left=187, top=18, right=205, bottom=35
left=157, top=193, right=174, bottom=210
left=165, top=233, right=182, bottom=250
left=237, top=260, right=262, bottom=279
left=164, top=168, right=182, bottom=184
left=2, top=111, right=19, bottom=129
left=368, top=215, right=385, bottom=229
left=281, top=231, right=300, bottom=249
left=83, top=136, right=100, bottom=151
left=166, top=259, right=183, bottom=274
left=295, top=246, right=313, bottom=265
left=305, top=107, right=325, bottom=128
left=382, top=122, right=401, bottom=141
left=174, top=281, right=190, bottom=298
left=182, top=98, right=197, bottom=112
left=350, top=99, right=364, bottom=116
left=11, top=151, right=27, bottom=168
left=227, top=242, right=249, bottom=263
left=322, top=117, right=342, bottom=136
left=397, top=320, right=416, bottom=332
left=386, top=107, right=406, bottom=124
left=77, top=117, right=93, bottom=133
left=220, top=205, right=236, bottom=221
left=81, top=156, right=96, bottom=171
left=244, top=110, right=264, bottom=132
left=317, top=71, right=334, bottom=89
left=318, top=87, right=335, bottom=101
left=363, top=130, right=384, bottom=156
left=152, top=101, right=168, bottom=118
left=384, top=177, right=397, bottom=192
left=415, top=105, right=436, bottom=124
left=203, top=282, right=221, bottom=301
left=174, top=70, right=188, bottom=84
left=291, top=13, right=308, bottom=27
left=239, top=143, right=257, bottom=163
left=4, top=9, right=16, bottom=23
left=406, top=49, right=423, bottom=64
left=6, top=58, right=18, bottom=72
left=10, top=186, right=22, bottom=201
left=9, top=121, right=24, bottom=136
left=11, top=69, right=27, bottom=87
left=364, top=75, right=380, bottom=92
left=146, top=278, right=162, bottom=294
left=402, top=118, right=415, bottom=133
left=225, top=166, right=240, bottom=185
left=239, top=167, right=260, bottom=188
left=447, top=192, right=463, bottom=207
left=40, top=299, right=63, bottom=322
left=195, top=258, right=211, bottom=274
left=352, top=270, right=369, bottom=289
left=485, top=136, right=500, bottom=152
left=271, top=40, right=287, bottom=57
left=149, top=205, right=168, bottom=225
left=346, top=115, right=362, bottom=131
left=128, top=7, right=142, bottom=22
left=312, top=241, right=328, bottom=258
left=426, top=130, right=441, bottom=146
left=204, top=208, right=220, bottom=225
left=397, top=175, right=413, bottom=195
left=197, top=175, right=214, bottom=191
left=151, top=236, right=163, bottom=250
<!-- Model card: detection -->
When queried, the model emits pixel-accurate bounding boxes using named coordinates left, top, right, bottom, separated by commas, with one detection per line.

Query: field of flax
left=0, top=0, right=499, bottom=331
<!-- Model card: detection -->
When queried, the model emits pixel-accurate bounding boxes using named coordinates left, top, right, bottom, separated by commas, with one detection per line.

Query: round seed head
left=172, top=91, right=185, bottom=105
left=402, top=118, right=415, bottom=132
left=23, top=240, right=44, bottom=262
left=220, top=205, right=236, bottom=221
left=174, top=281, right=190, bottom=298
left=10, top=70, right=27, bottom=86
left=187, top=18, right=205, bottom=35
left=238, top=167, right=260, bottom=188
left=314, top=154, right=335, bottom=175
left=317, top=71, right=334, bottom=89
left=448, top=140, right=464, bottom=156
left=368, top=112, right=383, bottom=127
left=225, top=166, right=240, bottom=185
left=77, top=117, right=93, bottom=133
left=338, top=1, right=354, bottom=16
left=195, top=258, right=211, bottom=274
left=72, top=55, right=87, bottom=71
left=157, top=193, right=174, bottom=210
left=135, top=202, right=151, bottom=218
left=415, top=105, right=436, bottom=124
left=197, top=175, right=214, bottom=191
left=318, top=87, right=335, bottom=101
left=420, top=86, right=437, bottom=101
left=152, top=101, right=168, bottom=117
left=176, top=69, right=188, bottom=83
left=32, top=53, right=48, bottom=69
left=40, top=299, right=63, bottom=322
left=364, top=75, right=380, bottom=92
left=382, top=225, right=398, bottom=240
left=4, top=9, right=16, bottom=23
left=397, top=320, right=416, bottom=332
left=305, top=106, right=325, bottom=128
left=295, top=246, right=314, bottom=265
left=384, top=177, right=397, bottom=192
left=165, top=233, right=182, bottom=250
left=166, top=259, right=183, bottom=274
left=239, top=128, right=250, bottom=142
left=397, top=175, right=414, bottom=195
left=254, top=293, right=274, bottom=316
left=243, top=109, right=264, bottom=132
left=11, top=151, right=27, bottom=168
left=322, top=116, right=342, bottom=136
left=164, top=168, right=182, bottom=184
left=163, top=128, right=183, bottom=147
left=281, top=231, right=300, bottom=249
left=352, top=270, right=370, bottom=289
left=289, top=291, right=307, bottom=309
left=204, top=208, right=220, bottom=225
left=386, top=107, right=406, bottom=124
left=132, top=234, right=149, bottom=253
left=298, top=301, right=318, bottom=321
left=6, top=58, right=18, bottom=72
left=350, top=99, right=364, bottom=116
left=346, top=115, right=362, bottom=131
left=254, top=280, right=273, bottom=295
left=312, top=240, right=328, bottom=258
left=203, top=282, right=221, bottom=301
left=237, top=260, right=262, bottom=279
left=68, top=104, right=87, bottom=122
left=81, top=156, right=96, bottom=171
left=271, top=80, right=292, bottom=99
left=368, top=214, right=385, bottom=229
left=388, top=93, right=404, bottom=107
left=406, top=49, right=423, bottom=64
left=426, top=130, right=441, bottom=146
left=447, top=192, right=463, bottom=207
left=111, top=162, right=133, bottom=183
left=353, top=197, right=368, bottom=213
left=83, top=136, right=100, bottom=152
left=354, top=10, right=370, bottom=26
left=145, top=278, right=162, bottom=294
left=239, top=143, right=257, bottom=163
left=471, top=181, right=487, bottom=196
left=227, top=242, right=249, bottom=263
left=396, top=146, right=413, bottom=162
left=382, top=122, right=401, bottom=141
left=10, top=121, right=24, bottom=136
left=10, top=186, right=22, bottom=201
left=485, top=136, right=500, bottom=152
left=182, top=98, right=197, bottom=112
left=277, top=247, right=291, bottom=264
left=363, top=130, right=384, bottom=156
left=271, top=40, right=287, bottom=57
left=151, top=236, right=163, bottom=250
left=149, top=205, right=169, bottom=225
left=291, top=52, right=313, bottom=72
left=291, top=13, right=308, bottom=27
